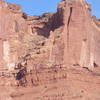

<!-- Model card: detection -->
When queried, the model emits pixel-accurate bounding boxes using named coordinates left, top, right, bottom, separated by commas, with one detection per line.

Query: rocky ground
left=1, top=68, right=100, bottom=100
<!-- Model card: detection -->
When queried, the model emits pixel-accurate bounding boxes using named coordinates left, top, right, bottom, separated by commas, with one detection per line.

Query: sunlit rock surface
left=0, top=0, right=100, bottom=100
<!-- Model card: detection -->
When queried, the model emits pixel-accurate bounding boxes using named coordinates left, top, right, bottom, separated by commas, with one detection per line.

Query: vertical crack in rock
left=15, top=21, right=20, bottom=33
left=67, top=7, right=73, bottom=49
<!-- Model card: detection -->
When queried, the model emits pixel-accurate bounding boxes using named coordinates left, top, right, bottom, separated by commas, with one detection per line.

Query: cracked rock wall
left=63, top=0, right=100, bottom=70
left=0, top=0, right=100, bottom=73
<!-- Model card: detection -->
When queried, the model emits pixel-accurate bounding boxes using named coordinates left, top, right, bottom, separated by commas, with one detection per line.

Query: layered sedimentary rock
left=0, top=0, right=29, bottom=71
left=0, top=0, right=100, bottom=73
left=0, top=0, right=100, bottom=100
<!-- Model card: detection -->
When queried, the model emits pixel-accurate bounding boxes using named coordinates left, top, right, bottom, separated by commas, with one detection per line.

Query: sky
left=5, top=0, right=100, bottom=18
left=86, top=0, right=100, bottom=18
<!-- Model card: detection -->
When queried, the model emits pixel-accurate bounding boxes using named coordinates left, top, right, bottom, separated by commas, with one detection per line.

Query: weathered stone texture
left=0, top=0, right=100, bottom=100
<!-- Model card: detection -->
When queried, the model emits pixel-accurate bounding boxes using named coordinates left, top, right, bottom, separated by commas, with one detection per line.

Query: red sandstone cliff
left=0, top=0, right=100, bottom=100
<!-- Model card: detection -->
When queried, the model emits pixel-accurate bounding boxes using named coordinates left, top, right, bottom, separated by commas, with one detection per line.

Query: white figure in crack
left=3, top=40, right=15, bottom=71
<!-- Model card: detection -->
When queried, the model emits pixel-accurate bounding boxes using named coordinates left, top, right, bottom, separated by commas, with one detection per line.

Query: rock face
left=0, top=0, right=29, bottom=71
left=0, top=0, right=100, bottom=100
left=62, top=0, right=100, bottom=70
